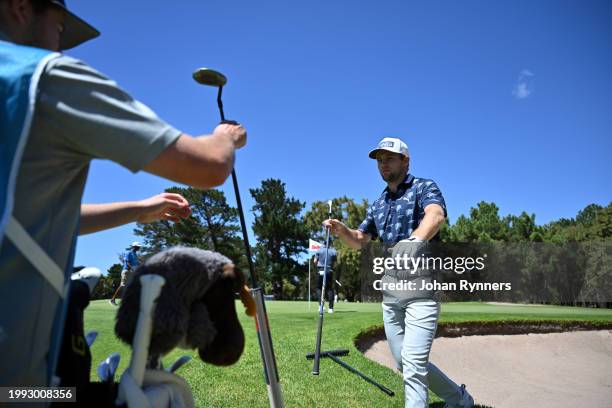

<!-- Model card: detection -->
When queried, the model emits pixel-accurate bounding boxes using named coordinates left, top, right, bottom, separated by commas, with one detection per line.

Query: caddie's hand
left=135, top=193, right=192, bottom=224
left=214, top=123, right=247, bottom=149
left=323, top=219, right=345, bottom=236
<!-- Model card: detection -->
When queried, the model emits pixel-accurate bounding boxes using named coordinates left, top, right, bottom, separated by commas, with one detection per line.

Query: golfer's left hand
left=135, top=193, right=192, bottom=223
left=390, top=237, right=428, bottom=260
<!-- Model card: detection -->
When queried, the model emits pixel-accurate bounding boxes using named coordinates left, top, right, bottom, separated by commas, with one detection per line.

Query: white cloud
left=513, top=69, right=535, bottom=99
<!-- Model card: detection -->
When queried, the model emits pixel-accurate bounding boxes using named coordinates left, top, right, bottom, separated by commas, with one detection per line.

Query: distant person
left=109, top=242, right=141, bottom=305
left=1, top=0, right=244, bottom=386
left=313, top=240, right=337, bottom=313
left=324, top=138, right=474, bottom=407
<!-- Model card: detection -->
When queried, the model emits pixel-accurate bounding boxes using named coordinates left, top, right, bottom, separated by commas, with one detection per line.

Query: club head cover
left=114, top=247, right=249, bottom=366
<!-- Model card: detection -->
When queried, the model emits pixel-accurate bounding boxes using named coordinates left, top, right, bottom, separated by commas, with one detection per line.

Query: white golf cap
left=368, top=137, right=409, bottom=159
left=131, top=242, right=141, bottom=248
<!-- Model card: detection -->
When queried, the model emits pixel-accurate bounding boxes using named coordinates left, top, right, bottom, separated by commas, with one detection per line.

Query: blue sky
left=69, top=0, right=612, bottom=271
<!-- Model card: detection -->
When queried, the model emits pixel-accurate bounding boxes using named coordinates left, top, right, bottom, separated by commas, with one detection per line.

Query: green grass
left=85, top=301, right=612, bottom=407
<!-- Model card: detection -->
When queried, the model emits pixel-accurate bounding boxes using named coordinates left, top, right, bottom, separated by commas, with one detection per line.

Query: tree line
left=95, top=179, right=610, bottom=305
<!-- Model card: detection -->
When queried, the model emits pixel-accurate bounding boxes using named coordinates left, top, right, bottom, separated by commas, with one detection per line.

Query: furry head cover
left=115, top=247, right=256, bottom=366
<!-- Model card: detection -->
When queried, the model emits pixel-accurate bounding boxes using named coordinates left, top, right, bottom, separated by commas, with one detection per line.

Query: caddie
left=324, top=137, right=474, bottom=407
left=0, top=0, right=246, bottom=387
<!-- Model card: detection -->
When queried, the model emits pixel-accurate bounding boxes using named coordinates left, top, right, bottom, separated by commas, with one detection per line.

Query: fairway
left=85, top=301, right=612, bottom=407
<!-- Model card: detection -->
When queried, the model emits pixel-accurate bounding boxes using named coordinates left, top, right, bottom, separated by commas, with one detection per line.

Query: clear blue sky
left=69, top=0, right=612, bottom=271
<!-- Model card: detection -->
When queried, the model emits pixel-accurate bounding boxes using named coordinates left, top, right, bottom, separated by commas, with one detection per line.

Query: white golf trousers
left=382, top=299, right=462, bottom=408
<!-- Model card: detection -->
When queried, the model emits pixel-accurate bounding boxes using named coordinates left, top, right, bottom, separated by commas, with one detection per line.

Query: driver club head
left=193, top=68, right=227, bottom=87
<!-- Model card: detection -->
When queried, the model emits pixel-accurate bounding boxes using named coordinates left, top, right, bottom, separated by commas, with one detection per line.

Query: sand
left=363, top=330, right=612, bottom=408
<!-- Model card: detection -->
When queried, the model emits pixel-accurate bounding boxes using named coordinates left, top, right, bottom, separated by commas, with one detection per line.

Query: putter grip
left=220, top=119, right=240, bottom=125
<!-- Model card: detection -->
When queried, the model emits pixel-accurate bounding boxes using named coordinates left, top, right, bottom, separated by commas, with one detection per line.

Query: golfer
left=109, top=242, right=141, bottom=305
left=324, top=138, right=474, bottom=407
left=313, top=240, right=337, bottom=313
left=0, top=0, right=245, bottom=386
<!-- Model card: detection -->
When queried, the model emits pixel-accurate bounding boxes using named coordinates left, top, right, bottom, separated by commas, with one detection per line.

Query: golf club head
left=193, top=68, right=227, bottom=87
left=168, top=355, right=193, bottom=373
left=85, top=331, right=98, bottom=348
left=106, top=353, right=121, bottom=382
left=97, top=360, right=110, bottom=383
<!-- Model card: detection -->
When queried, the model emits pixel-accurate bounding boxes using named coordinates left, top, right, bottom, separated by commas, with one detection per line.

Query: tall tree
left=447, top=201, right=509, bottom=242
left=589, top=203, right=612, bottom=240
left=250, top=179, right=307, bottom=299
left=134, top=187, right=245, bottom=265
left=576, top=204, right=604, bottom=228
left=505, top=211, right=540, bottom=242
left=92, top=263, right=122, bottom=300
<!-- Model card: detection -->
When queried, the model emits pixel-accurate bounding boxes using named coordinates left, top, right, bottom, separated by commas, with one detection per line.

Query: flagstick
left=308, top=255, right=311, bottom=311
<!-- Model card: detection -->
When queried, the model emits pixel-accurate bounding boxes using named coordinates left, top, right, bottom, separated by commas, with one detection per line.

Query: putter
left=312, top=200, right=333, bottom=375
left=193, top=68, right=284, bottom=408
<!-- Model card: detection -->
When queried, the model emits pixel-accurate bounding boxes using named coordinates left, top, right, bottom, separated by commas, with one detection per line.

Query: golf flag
left=309, top=239, right=322, bottom=252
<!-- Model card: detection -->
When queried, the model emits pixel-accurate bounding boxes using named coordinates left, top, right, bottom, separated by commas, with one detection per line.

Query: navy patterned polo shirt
left=358, top=174, right=447, bottom=245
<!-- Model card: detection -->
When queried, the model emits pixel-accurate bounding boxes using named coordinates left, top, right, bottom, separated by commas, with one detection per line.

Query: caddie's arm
left=410, top=204, right=446, bottom=241
left=80, top=193, right=191, bottom=235
left=144, top=123, right=247, bottom=189
left=323, top=219, right=371, bottom=250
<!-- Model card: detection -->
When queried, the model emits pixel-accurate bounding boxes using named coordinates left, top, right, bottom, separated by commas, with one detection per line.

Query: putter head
left=193, top=68, right=227, bottom=87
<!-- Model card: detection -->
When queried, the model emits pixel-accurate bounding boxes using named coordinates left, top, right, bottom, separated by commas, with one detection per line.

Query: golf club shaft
left=230, top=168, right=258, bottom=288
left=312, top=201, right=333, bottom=374
left=216, top=85, right=257, bottom=287
left=253, top=287, right=284, bottom=407
left=312, top=307, right=324, bottom=375
left=217, top=86, right=225, bottom=121
left=216, top=86, right=284, bottom=408
left=326, top=354, right=395, bottom=397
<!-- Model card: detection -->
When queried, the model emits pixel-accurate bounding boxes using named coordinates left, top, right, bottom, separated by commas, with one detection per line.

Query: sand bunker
left=360, top=327, right=612, bottom=408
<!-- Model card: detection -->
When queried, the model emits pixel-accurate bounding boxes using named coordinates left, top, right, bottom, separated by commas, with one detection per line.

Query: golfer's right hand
left=323, top=219, right=345, bottom=235
left=214, top=123, right=247, bottom=149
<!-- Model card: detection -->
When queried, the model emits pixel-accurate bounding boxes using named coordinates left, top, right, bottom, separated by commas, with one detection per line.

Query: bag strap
left=5, top=215, right=65, bottom=297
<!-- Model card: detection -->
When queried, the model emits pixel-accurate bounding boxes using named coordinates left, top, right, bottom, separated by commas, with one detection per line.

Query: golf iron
left=193, top=68, right=284, bottom=408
